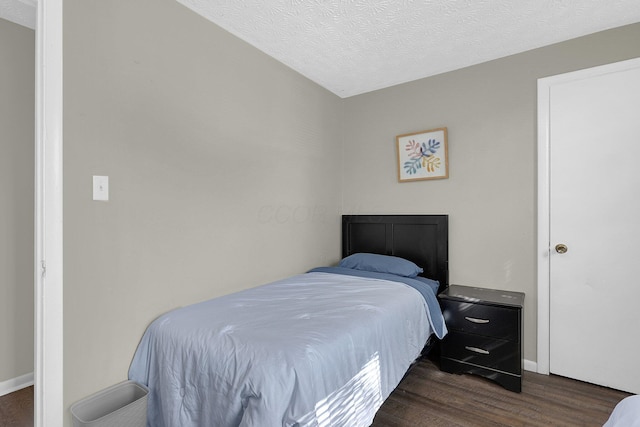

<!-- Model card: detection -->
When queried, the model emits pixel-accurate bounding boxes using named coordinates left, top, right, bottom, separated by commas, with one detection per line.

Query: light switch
left=93, top=176, right=109, bottom=201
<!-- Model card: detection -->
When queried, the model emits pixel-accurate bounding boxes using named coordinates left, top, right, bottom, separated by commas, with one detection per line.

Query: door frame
left=34, top=0, right=63, bottom=425
left=536, top=56, right=640, bottom=376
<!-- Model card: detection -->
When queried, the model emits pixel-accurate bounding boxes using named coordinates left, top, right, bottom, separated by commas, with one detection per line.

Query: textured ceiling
left=177, top=0, right=640, bottom=97
left=2, top=1, right=639, bottom=97
left=0, top=0, right=35, bottom=29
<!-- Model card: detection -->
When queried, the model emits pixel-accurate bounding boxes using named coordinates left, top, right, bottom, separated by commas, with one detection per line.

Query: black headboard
left=342, top=215, right=449, bottom=294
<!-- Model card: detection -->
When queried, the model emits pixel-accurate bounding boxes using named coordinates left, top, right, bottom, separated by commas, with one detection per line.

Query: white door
left=548, top=60, right=640, bottom=394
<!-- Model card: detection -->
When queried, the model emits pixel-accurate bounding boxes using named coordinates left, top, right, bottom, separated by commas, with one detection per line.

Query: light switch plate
left=93, top=176, right=109, bottom=201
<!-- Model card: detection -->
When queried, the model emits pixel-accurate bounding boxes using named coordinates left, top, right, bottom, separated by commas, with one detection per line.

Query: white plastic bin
left=70, top=380, right=148, bottom=427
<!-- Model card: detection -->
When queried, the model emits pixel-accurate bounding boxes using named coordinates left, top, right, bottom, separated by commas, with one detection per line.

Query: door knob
left=555, top=244, right=568, bottom=254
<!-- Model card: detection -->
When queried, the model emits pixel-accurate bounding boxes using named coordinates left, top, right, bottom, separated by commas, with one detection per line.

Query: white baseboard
left=524, top=359, right=538, bottom=373
left=0, top=372, right=34, bottom=397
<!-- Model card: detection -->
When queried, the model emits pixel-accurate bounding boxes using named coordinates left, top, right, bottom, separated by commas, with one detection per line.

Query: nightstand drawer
left=441, top=300, right=519, bottom=341
left=441, top=332, right=520, bottom=374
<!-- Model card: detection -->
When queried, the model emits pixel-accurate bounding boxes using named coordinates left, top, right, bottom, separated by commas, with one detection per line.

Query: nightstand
left=438, top=284, right=525, bottom=392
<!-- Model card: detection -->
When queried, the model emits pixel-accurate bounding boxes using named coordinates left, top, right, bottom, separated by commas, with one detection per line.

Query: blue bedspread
left=129, top=271, right=446, bottom=427
left=308, top=267, right=447, bottom=339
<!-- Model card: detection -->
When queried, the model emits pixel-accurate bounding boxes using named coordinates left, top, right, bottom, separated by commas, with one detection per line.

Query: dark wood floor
left=373, top=358, right=631, bottom=426
left=0, top=362, right=630, bottom=427
left=0, top=386, right=33, bottom=427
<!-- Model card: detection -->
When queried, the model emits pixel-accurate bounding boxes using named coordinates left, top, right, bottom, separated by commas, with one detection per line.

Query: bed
left=604, top=395, right=640, bottom=427
left=128, top=214, right=449, bottom=427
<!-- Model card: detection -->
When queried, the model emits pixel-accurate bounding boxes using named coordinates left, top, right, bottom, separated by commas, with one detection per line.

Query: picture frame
left=396, top=127, right=448, bottom=182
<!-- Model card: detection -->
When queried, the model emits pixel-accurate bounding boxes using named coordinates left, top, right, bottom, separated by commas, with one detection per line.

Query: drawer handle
left=464, top=316, right=490, bottom=324
left=465, top=346, right=490, bottom=355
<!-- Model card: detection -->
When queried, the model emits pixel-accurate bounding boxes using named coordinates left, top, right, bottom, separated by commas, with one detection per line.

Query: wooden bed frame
left=342, top=214, right=449, bottom=294
left=128, top=214, right=450, bottom=425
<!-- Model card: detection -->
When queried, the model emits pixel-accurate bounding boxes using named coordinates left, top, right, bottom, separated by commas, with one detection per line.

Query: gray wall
left=63, top=0, right=343, bottom=419
left=342, top=23, right=640, bottom=363
left=62, top=0, right=640, bottom=421
left=0, top=18, right=34, bottom=385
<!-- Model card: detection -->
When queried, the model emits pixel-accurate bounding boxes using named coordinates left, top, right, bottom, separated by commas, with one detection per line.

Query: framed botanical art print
left=396, top=127, right=448, bottom=182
